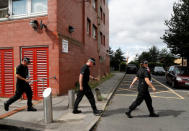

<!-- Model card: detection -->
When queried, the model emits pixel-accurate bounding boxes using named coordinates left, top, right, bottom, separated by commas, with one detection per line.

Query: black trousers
left=74, top=85, right=97, bottom=111
left=6, top=83, right=33, bottom=108
left=129, top=87, right=154, bottom=114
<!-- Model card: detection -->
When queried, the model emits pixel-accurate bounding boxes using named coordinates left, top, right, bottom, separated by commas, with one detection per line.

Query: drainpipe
left=82, top=0, right=86, bottom=45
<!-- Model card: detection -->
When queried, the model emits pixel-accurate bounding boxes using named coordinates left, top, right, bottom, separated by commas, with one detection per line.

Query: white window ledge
left=0, top=13, right=47, bottom=22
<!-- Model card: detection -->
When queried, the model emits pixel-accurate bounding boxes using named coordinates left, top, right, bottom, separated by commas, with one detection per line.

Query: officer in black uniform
left=4, top=58, right=37, bottom=111
left=73, top=58, right=102, bottom=116
left=125, top=60, right=159, bottom=118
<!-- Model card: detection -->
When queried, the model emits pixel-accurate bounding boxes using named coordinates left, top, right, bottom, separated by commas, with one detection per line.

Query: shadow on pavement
left=134, top=109, right=185, bottom=118
left=100, top=107, right=185, bottom=118
left=0, top=119, right=44, bottom=131
left=0, top=124, right=39, bottom=131
left=157, top=109, right=185, bottom=117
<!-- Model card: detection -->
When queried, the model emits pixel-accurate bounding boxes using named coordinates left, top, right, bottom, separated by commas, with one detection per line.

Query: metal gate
left=0, top=49, right=15, bottom=98
left=22, top=47, right=49, bottom=100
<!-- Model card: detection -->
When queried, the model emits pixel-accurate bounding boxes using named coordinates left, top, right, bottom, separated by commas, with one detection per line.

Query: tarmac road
left=95, top=74, right=189, bottom=131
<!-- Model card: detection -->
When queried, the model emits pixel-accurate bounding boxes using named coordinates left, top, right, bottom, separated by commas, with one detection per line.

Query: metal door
left=0, top=49, right=14, bottom=97
left=22, top=47, right=49, bottom=100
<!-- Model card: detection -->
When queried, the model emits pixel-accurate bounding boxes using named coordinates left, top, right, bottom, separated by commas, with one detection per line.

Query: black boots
left=4, top=102, right=9, bottom=111
left=125, top=108, right=133, bottom=118
left=73, top=109, right=102, bottom=116
left=27, top=106, right=37, bottom=111
left=4, top=102, right=37, bottom=112
left=149, top=113, right=159, bottom=117
left=93, top=109, right=102, bottom=116
left=125, top=111, right=133, bottom=118
left=73, top=109, right=82, bottom=114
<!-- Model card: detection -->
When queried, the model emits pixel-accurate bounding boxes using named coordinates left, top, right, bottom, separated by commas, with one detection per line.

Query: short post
left=95, top=88, right=103, bottom=101
left=68, top=89, right=75, bottom=109
left=43, top=88, right=53, bottom=123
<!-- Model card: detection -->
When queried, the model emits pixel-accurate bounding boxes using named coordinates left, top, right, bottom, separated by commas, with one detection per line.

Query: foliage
left=132, top=46, right=175, bottom=69
left=162, top=0, right=189, bottom=66
left=137, top=46, right=159, bottom=63
left=110, top=48, right=125, bottom=71
left=158, top=48, right=175, bottom=68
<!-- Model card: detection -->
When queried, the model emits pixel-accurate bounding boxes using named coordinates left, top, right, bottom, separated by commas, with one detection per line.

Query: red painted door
left=0, top=49, right=15, bottom=98
left=22, top=47, right=49, bottom=100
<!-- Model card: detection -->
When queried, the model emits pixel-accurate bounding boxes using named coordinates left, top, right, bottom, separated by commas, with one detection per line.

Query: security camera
left=29, top=20, right=39, bottom=31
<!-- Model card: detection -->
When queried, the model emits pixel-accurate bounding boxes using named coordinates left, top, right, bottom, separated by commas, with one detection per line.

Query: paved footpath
left=0, top=72, right=125, bottom=131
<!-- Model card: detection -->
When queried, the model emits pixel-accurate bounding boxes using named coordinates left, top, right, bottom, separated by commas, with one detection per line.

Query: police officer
left=73, top=58, right=102, bottom=116
left=125, top=60, right=159, bottom=118
left=4, top=58, right=37, bottom=111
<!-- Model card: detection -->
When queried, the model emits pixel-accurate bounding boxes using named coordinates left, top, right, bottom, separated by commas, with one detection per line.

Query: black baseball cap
left=88, top=58, right=96, bottom=65
left=23, top=57, right=31, bottom=64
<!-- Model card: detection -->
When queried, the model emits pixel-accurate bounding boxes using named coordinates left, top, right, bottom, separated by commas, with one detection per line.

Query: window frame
left=92, top=0, right=97, bottom=12
left=103, top=35, right=105, bottom=45
left=103, top=12, right=105, bottom=24
left=0, top=0, right=48, bottom=20
left=100, top=32, right=103, bottom=44
left=0, top=0, right=9, bottom=19
left=100, top=7, right=103, bottom=20
left=30, top=0, right=48, bottom=15
left=92, top=24, right=97, bottom=40
left=87, top=18, right=91, bottom=35
left=10, top=0, right=28, bottom=17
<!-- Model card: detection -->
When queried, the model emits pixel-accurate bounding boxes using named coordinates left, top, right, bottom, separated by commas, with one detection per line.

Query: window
left=100, top=32, right=103, bottom=44
left=12, top=0, right=27, bottom=15
left=8, top=0, right=47, bottom=18
left=103, top=35, right=105, bottom=45
left=103, top=13, right=105, bottom=24
left=92, top=0, right=97, bottom=11
left=0, top=0, right=9, bottom=18
left=100, top=33, right=105, bottom=45
left=31, top=0, right=47, bottom=14
left=87, top=18, right=91, bottom=35
left=100, top=7, right=103, bottom=20
left=92, top=24, right=97, bottom=39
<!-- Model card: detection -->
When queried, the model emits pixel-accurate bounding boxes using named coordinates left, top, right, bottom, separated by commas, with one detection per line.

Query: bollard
left=95, top=88, right=103, bottom=101
left=43, top=88, right=53, bottom=123
left=68, top=90, right=75, bottom=109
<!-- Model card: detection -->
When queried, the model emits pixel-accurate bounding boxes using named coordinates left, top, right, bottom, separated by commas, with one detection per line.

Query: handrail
left=29, top=76, right=56, bottom=92
left=29, top=76, right=56, bottom=84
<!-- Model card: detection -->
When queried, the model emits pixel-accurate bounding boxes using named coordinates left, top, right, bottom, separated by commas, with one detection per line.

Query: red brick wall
left=56, top=0, right=110, bottom=94
left=0, top=0, right=60, bottom=95
left=0, top=0, right=109, bottom=96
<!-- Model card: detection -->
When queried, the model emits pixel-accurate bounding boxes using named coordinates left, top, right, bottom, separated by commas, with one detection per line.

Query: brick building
left=0, top=0, right=109, bottom=100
